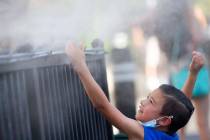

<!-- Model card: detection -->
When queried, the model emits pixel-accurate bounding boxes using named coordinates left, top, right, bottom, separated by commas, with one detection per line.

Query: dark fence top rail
left=0, top=48, right=106, bottom=73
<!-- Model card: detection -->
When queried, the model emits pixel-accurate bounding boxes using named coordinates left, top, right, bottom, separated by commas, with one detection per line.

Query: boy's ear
left=158, top=117, right=172, bottom=126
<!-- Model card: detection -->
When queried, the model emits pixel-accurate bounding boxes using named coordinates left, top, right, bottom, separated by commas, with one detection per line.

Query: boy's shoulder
left=144, top=126, right=179, bottom=140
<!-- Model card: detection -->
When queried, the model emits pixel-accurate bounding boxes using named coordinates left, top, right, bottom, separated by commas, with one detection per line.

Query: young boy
left=65, top=43, right=204, bottom=140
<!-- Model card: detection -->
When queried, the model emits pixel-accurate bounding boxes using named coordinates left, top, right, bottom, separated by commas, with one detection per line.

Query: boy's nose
left=141, top=98, right=151, bottom=106
left=140, top=99, right=147, bottom=106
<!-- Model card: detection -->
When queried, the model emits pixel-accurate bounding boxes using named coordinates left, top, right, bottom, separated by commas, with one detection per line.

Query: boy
left=65, top=43, right=204, bottom=140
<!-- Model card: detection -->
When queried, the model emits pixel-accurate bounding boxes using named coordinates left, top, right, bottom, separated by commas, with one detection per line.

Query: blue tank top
left=144, top=126, right=179, bottom=140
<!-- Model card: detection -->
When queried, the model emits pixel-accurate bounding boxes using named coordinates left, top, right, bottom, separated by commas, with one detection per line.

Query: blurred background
left=1, top=0, right=210, bottom=140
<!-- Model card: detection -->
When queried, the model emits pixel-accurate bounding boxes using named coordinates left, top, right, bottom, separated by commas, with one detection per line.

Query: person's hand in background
left=189, top=51, right=204, bottom=75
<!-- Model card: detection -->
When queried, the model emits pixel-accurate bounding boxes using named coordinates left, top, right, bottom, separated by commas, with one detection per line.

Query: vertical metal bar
left=51, top=67, right=62, bottom=140
left=45, top=67, right=57, bottom=140
left=15, top=71, right=26, bottom=140
left=98, top=58, right=107, bottom=140
left=86, top=96, right=95, bottom=139
left=80, top=84, right=92, bottom=140
left=30, top=68, right=47, bottom=140
left=93, top=60, right=101, bottom=140
left=99, top=62, right=108, bottom=140
left=85, top=62, right=97, bottom=140
left=98, top=60, right=108, bottom=140
left=75, top=72, right=88, bottom=140
left=63, top=65, right=75, bottom=139
left=2, top=74, right=13, bottom=140
left=39, top=69, right=51, bottom=140
left=67, top=66, right=79, bottom=140
left=54, top=66, right=66, bottom=140
left=0, top=74, right=7, bottom=140
left=89, top=61, right=99, bottom=140
left=72, top=70, right=85, bottom=140
left=21, top=71, right=32, bottom=140
left=0, top=75, right=3, bottom=140
left=95, top=59, right=104, bottom=140
left=95, top=55, right=113, bottom=140
left=9, top=73, right=21, bottom=140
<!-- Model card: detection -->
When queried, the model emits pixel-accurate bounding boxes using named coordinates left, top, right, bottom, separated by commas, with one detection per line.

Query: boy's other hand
left=189, top=51, right=204, bottom=75
left=65, top=42, right=86, bottom=72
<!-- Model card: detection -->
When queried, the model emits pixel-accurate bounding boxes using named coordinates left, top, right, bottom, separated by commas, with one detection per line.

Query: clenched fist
left=65, top=42, right=86, bottom=73
left=189, top=51, right=204, bottom=75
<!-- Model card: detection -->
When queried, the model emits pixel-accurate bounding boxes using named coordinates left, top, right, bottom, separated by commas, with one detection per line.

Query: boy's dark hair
left=158, top=84, right=194, bottom=134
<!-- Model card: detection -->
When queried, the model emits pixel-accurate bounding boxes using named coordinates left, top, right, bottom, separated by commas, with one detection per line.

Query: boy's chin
left=135, top=115, right=149, bottom=122
left=135, top=114, right=141, bottom=121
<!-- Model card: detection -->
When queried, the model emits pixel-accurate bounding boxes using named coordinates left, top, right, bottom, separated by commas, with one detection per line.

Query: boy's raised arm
left=182, top=51, right=204, bottom=98
left=65, top=43, right=144, bottom=139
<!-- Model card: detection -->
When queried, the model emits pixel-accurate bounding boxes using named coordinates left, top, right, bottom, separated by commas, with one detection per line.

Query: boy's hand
left=189, top=51, right=204, bottom=75
left=65, top=42, right=86, bottom=72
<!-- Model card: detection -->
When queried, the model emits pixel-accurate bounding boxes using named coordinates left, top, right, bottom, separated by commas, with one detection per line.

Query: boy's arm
left=182, top=51, right=204, bottom=98
left=65, top=43, right=144, bottom=139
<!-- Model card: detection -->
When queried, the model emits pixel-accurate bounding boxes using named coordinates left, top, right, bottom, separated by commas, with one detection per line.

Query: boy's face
left=135, top=88, right=166, bottom=122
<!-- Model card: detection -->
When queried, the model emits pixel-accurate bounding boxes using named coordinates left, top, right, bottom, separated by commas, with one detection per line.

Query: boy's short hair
left=159, top=84, right=194, bottom=134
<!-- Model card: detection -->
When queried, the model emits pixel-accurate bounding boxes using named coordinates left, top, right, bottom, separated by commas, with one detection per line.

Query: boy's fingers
left=65, top=41, right=86, bottom=58
left=69, top=42, right=76, bottom=49
left=192, top=51, right=198, bottom=56
left=79, top=42, right=85, bottom=51
left=192, top=52, right=203, bottom=61
left=193, top=55, right=201, bottom=64
left=192, top=56, right=196, bottom=65
left=192, top=51, right=202, bottom=56
left=65, top=42, right=76, bottom=56
left=65, top=44, right=70, bottom=53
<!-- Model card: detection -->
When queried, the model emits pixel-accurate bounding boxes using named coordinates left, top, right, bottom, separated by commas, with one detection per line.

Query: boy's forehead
left=150, top=89, right=166, bottom=103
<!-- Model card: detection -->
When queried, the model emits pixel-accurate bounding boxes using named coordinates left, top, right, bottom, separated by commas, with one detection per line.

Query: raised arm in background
left=182, top=51, right=204, bottom=98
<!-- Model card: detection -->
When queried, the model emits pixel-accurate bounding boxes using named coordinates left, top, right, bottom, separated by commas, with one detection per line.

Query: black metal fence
left=0, top=48, right=113, bottom=140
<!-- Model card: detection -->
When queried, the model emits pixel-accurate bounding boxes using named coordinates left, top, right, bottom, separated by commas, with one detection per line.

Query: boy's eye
left=149, top=99, right=153, bottom=104
left=149, top=98, right=153, bottom=103
left=147, top=96, right=153, bottom=104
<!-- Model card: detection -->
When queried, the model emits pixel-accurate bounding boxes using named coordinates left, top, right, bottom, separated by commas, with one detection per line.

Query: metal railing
left=0, top=43, right=113, bottom=140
